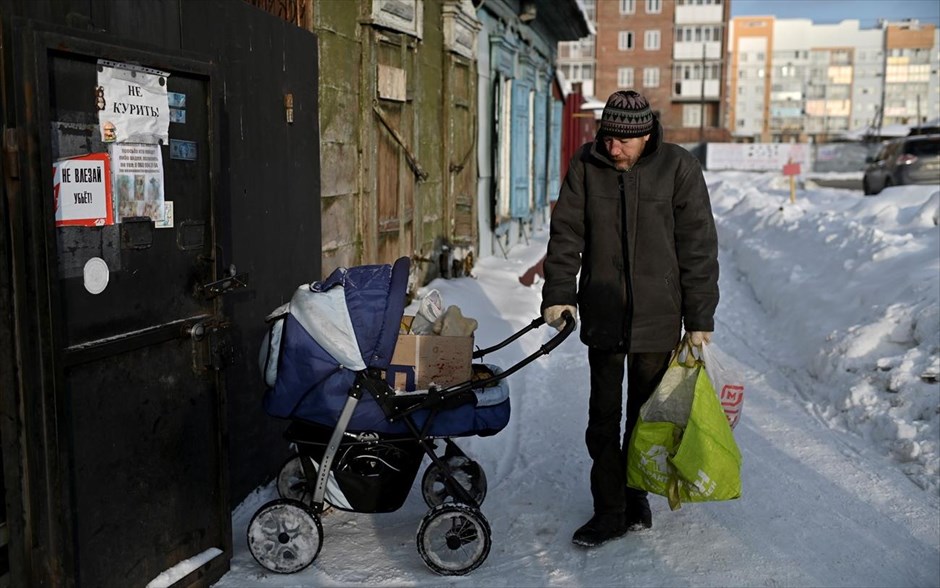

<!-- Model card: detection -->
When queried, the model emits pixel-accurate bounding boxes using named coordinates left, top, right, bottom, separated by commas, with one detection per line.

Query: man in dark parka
left=541, top=90, right=719, bottom=548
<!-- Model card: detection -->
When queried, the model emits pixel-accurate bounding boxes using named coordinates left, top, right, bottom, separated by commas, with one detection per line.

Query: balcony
left=673, top=79, right=721, bottom=100
left=674, top=41, right=722, bottom=61
left=770, top=91, right=801, bottom=102
left=675, top=3, right=724, bottom=24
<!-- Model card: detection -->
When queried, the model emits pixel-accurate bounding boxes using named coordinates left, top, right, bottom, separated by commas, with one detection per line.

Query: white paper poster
left=96, top=60, right=170, bottom=145
left=53, top=153, right=113, bottom=227
left=111, top=144, right=166, bottom=222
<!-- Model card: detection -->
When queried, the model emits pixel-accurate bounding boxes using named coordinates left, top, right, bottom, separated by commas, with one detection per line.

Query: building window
left=683, top=104, right=702, bottom=128
left=646, top=0, right=662, bottom=14
left=620, top=0, right=635, bottom=14
left=645, top=30, right=661, bottom=51
left=643, top=67, right=660, bottom=88
left=583, top=0, right=596, bottom=22
left=619, top=31, right=635, bottom=51
left=618, top=67, right=635, bottom=87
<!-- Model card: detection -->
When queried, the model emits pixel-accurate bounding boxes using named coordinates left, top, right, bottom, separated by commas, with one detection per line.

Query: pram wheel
left=417, top=502, right=491, bottom=575
left=247, top=499, right=323, bottom=574
left=278, top=454, right=337, bottom=513
left=421, top=456, right=487, bottom=508
left=276, top=455, right=311, bottom=504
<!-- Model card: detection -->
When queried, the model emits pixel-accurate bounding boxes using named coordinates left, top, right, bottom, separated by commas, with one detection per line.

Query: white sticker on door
left=83, top=257, right=110, bottom=295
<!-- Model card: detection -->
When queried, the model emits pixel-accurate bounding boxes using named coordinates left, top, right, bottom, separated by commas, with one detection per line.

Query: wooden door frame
left=1, top=18, right=226, bottom=586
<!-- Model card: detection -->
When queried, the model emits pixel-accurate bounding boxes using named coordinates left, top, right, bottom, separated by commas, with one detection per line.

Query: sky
left=731, top=0, right=940, bottom=27
left=173, top=170, right=940, bottom=587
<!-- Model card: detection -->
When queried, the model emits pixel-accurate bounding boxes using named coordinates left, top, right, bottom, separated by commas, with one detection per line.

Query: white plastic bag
left=701, top=340, right=745, bottom=429
left=409, top=289, right=444, bottom=334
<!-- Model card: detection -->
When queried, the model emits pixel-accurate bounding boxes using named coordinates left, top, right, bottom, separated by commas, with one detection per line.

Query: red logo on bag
left=720, top=384, right=744, bottom=426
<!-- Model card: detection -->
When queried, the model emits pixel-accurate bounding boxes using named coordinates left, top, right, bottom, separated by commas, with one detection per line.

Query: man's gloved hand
left=688, top=331, right=712, bottom=346
left=542, top=305, right=577, bottom=331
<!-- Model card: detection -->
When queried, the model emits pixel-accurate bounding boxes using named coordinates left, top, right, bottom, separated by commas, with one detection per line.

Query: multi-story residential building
left=729, top=17, right=939, bottom=143
left=595, top=0, right=676, bottom=132
left=557, top=0, right=597, bottom=98
left=557, top=0, right=731, bottom=144
left=669, top=0, right=732, bottom=142
left=882, top=20, right=940, bottom=129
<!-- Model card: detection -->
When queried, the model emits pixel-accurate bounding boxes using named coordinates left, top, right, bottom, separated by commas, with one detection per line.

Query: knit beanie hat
left=599, top=90, right=654, bottom=138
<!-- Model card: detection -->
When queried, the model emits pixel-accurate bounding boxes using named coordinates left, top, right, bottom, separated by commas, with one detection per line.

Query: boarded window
left=549, top=101, right=562, bottom=202
left=510, top=82, right=531, bottom=219
left=533, top=91, right=548, bottom=209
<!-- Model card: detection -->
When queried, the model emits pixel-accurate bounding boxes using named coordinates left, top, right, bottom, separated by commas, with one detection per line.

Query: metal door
left=13, top=23, right=229, bottom=587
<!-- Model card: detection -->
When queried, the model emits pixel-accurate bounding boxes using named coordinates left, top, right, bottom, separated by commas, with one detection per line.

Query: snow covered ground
left=212, top=171, right=939, bottom=587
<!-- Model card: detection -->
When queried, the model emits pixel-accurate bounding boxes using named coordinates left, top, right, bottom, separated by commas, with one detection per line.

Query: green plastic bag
left=626, top=341, right=742, bottom=510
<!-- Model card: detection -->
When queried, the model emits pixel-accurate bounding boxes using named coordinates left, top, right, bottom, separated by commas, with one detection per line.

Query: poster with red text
left=53, top=152, right=114, bottom=227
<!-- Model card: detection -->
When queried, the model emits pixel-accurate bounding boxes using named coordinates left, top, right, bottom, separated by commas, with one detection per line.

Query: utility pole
left=699, top=42, right=706, bottom=144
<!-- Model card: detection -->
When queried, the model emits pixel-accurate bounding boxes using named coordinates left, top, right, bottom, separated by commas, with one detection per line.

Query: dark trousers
left=586, top=347, right=671, bottom=514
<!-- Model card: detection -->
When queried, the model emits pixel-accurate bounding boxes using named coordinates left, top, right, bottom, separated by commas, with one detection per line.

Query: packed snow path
left=214, top=173, right=939, bottom=587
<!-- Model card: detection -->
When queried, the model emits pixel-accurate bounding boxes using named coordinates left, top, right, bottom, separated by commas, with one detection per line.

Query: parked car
left=863, top=134, right=940, bottom=195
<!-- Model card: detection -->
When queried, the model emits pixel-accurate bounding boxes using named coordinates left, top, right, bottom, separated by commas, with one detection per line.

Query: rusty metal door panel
left=26, top=26, right=229, bottom=587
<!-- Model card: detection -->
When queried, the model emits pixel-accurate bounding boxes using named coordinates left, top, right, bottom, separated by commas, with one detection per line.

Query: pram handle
left=442, top=310, right=576, bottom=395
left=388, top=312, right=575, bottom=421
left=471, top=310, right=575, bottom=358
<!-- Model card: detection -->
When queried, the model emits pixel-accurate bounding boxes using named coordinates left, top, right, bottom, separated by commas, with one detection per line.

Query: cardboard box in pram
left=384, top=316, right=473, bottom=391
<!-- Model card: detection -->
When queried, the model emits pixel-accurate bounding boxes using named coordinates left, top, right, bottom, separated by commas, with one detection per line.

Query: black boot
left=625, top=494, right=652, bottom=531
left=572, top=512, right=628, bottom=548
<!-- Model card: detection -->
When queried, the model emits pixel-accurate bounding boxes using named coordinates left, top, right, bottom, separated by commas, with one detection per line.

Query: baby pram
left=247, top=257, right=574, bottom=576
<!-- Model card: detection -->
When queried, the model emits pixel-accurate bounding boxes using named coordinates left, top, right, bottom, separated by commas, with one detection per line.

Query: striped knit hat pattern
left=599, top=90, right=654, bottom=138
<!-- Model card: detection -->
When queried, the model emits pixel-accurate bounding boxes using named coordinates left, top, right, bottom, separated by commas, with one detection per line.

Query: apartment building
left=729, top=17, right=940, bottom=143
left=556, top=0, right=731, bottom=144
left=557, top=0, right=597, bottom=97
left=883, top=20, right=940, bottom=129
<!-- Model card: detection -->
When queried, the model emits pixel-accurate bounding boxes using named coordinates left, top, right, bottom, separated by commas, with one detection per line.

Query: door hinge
left=3, top=128, right=21, bottom=179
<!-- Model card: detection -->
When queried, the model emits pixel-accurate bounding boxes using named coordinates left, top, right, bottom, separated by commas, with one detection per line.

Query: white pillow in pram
left=473, top=364, right=509, bottom=407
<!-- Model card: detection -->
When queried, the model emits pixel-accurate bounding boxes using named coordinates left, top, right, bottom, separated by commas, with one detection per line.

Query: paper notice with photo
left=111, top=143, right=166, bottom=222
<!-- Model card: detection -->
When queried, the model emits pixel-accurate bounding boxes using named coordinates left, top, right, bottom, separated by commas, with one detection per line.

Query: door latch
left=196, top=264, right=249, bottom=299
left=186, top=316, right=233, bottom=373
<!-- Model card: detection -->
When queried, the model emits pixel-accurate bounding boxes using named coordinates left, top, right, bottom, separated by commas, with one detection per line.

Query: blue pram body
left=260, top=256, right=510, bottom=437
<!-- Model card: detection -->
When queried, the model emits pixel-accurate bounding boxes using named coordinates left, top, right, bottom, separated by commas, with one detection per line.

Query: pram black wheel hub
left=276, top=455, right=311, bottom=504
left=421, top=455, right=487, bottom=508
left=252, top=258, right=576, bottom=576
left=246, top=498, right=323, bottom=574
left=416, top=502, right=492, bottom=576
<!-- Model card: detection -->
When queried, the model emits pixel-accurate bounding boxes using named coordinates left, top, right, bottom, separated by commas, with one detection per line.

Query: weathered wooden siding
left=315, top=0, right=364, bottom=272
left=313, top=0, right=479, bottom=285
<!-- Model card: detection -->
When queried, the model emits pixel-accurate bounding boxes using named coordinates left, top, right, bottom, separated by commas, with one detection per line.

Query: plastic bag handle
left=671, top=336, right=702, bottom=368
